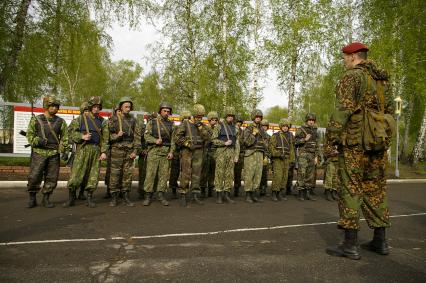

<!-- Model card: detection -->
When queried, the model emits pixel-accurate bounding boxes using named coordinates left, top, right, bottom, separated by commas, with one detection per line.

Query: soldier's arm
left=174, top=123, right=187, bottom=146
left=144, top=120, right=158, bottom=145
left=199, top=124, right=210, bottom=142
left=26, top=117, right=40, bottom=147
left=242, top=127, right=256, bottom=147
left=108, top=118, right=122, bottom=142
left=69, top=116, right=85, bottom=144
left=169, top=127, right=176, bottom=154
left=289, top=135, right=296, bottom=162
left=234, top=136, right=240, bottom=160
left=132, top=119, right=142, bottom=155
left=100, top=119, right=109, bottom=154
left=211, top=124, right=225, bottom=147
left=294, top=128, right=306, bottom=147
left=59, top=120, right=70, bottom=153
left=268, top=135, right=279, bottom=158
left=383, top=80, right=395, bottom=115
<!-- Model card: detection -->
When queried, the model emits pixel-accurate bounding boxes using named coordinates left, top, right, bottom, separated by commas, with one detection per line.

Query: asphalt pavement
left=0, top=182, right=425, bottom=282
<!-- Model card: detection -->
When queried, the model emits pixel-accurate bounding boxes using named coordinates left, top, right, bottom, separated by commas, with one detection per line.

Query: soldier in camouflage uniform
left=233, top=116, right=245, bottom=197
left=63, top=96, right=108, bottom=208
left=242, top=109, right=268, bottom=203
left=295, top=113, right=319, bottom=201
left=323, top=132, right=339, bottom=201
left=108, top=97, right=141, bottom=207
left=326, top=42, right=394, bottom=260
left=137, top=114, right=147, bottom=200
left=200, top=111, right=218, bottom=198
left=104, top=106, right=120, bottom=200
left=268, top=118, right=295, bottom=201
left=175, top=104, right=210, bottom=206
left=143, top=102, right=175, bottom=206
left=169, top=110, right=190, bottom=199
left=211, top=107, right=240, bottom=204
left=26, top=96, right=69, bottom=208
left=259, top=119, right=271, bottom=197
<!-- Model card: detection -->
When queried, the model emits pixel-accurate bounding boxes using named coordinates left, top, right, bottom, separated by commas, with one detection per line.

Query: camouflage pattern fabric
left=324, top=159, right=338, bottom=191
left=271, top=158, right=290, bottom=192
left=233, top=127, right=245, bottom=191
left=27, top=152, right=60, bottom=193
left=67, top=144, right=101, bottom=192
left=200, top=125, right=216, bottom=193
left=143, top=150, right=171, bottom=193
left=243, top=151, right=263, bottom=192
left=297, top=151, right=316, bottom=190
left=169, top=149, right=180, bottom=191
left=178, top=148, right=203, bottom=194
left=138, top=153, right=147, bottom=194
left=109, top=147, right=135, bottom=193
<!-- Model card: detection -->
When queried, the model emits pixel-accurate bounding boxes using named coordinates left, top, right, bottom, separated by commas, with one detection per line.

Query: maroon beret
left=342, top=42, right=369, bottom=54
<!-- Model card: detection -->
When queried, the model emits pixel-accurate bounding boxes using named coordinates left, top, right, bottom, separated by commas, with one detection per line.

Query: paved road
left=0, top=183, right=425, bottom=282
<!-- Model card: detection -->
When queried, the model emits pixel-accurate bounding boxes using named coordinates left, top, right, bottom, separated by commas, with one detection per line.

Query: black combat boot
left=143, top=192, right=152, bottom=206
left=245, top=192, right=254, bottom=203
left=251, top=191, right=263, bottom=203
left=171, top=187, right=178, bottom=199
left=305, top=189, right=316, bottom=201
left=157, top=191, right=169, bottom=206
left=285, top=187, right=292, bottom=196
left=63, top=190, right=76, bottom=207
left=109, top=192, right=118, bottom=207
left=278, top=190, right=287, bottom=201
left=331, top=190, right=338, bottom=201
left=41, top=193, right=55, bottom=208
left=123, top=191, right=134, bottom=207
left=309, top=187, right=317, bottom=196
left=271, top=191, right=278, bottom=202
left=216, top=191, right=223, bottom=204
left=297, top=190, right=305, bottom=201
left=325, top=190, right=333, bottom=201
left=223, top=191, right=235, bottom=204
left=326, top=229, right=361, bottom=260
left=27, top=192, right=37, bottom=208
left=233, top=187, right=240, bottom=197
left=192, top=193, right=204, bottom=205
left=86, top=191, right=96, bottom=208
left=361, top=227, right=389, bottom=255
left=78, top=188, right=87, bottom=200
left=180, top=193, right=187, bottom=207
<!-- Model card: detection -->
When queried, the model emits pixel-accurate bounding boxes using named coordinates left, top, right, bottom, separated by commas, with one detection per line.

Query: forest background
left=0, top=0, right=425, bottom=165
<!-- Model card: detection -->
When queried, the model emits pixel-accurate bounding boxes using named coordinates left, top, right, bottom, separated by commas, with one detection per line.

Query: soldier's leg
left=40, top=154, right=60, bottom=208
left=138, top=154, right=147, bottom=199
left=252, top=151, right=264, bottom=198
left=27, top=152, right=48, bottom=208
left=286, top=162, right=295, bottom=195
left=223, top=149, right=235, bottom=204
left=156, top=156, right=171, bottom=206
left=85, top=146, right=102, bottom=208
left=64, top=147, right=91, bottom=207
left=297, top=153, right=309, bottom=200
left=120, top=149, right=135, bottom=206
left=324, top=162, right=334, bottom=201
left=207, top=150, right=216, bottom=197
left=304, top=153, right=316, bottom=200
left=279, top=159, right=289, bottom=200
left=178, top=149, right=192, bottom=206
left=190, top=149, right=203, bottom=194
left=260, top=164, right=268, bottom=196
left=169, top=153, right=180, bottom=198
left=214, top=149, right=225, bottom=204
left=200, top=149, right=209, bottom=197
left=233, top=156, right=243, bottom=196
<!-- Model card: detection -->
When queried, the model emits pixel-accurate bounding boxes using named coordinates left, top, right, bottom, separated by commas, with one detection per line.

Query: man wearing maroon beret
left=325, top=42, right=395, bottom=260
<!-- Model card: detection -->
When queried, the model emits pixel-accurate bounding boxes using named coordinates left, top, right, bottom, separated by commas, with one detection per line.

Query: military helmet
left=279, top=118, right=291, bottom=128
left=42, top=95, right=60, bottom=109
left=87, top=96, right=102, bottom=110
left=207, top=111, right=219, bottom=120
left=250, top=109, right=263, bottom=120
left=192, top=104, right=206, bottom=116
left=180, top=109, right=191, bottom=120
left=261, top=119, right=269, bottom=126
left=305, top=113, right=316, bottom=121
left=159, top=101, right=172, bottom=113
left=223, top=106, right=235, bottom=117
left=118, top=96, right=133, bottom=110
left=80, top=102, right=89, bottom=114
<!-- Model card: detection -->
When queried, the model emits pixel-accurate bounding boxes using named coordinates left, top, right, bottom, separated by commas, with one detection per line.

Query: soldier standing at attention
left=108, top=97, right=141, bottom=207
left=242, top=109, right=267, bottom=203
left=175, top=104, right=210, bottom=206
left=63, top=96, right=108, bottom=208
left=26, top=96, right=69, bottom=208
left=233, top=116, right=245, bottom=197
left=200, top=111, right=219, bottom=198
left=326, top=42, right=394, bottom=260
left=142, top=102, right=175, bottom=206
left=268, top=118, right=295, bottom=201
left=295, top=113, right=319, bottom=201
left=104, top=106, right=120, bottom=200
left=211, top=107, right=239, bottom=204
left=259, top=119, right=271, bottom=197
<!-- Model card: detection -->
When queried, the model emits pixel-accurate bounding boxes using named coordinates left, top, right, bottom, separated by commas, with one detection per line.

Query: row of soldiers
left=25, top=95, right=338, bottom=208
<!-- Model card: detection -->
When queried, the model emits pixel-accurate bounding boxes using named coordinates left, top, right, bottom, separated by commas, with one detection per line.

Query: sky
left=106, top=22, right=286, bottom=112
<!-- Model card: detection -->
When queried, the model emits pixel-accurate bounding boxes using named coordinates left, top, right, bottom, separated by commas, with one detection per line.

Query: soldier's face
left=342, top=53, right=354, bottom=69
left=121, top=102, right=132, bottom=114
left=194, top=115, right=203, bottom=122
left=307, top=119, right=315, bottom=126
left=236, top=121, right=242, bottom=128
left=91, top=105, right=101, bottom=115
left=160, top=108, right=171, bottom=118
left=282, top=125, right=289, bottom=132
left=47, top=105, right=59, bottom=115
left=254, top=116, right=262, bottom=124
left=226, top=115, right=234, bottom=124
left=262, top=125, right=268, bottom=131
left=209, top=118, right=218, bottom=126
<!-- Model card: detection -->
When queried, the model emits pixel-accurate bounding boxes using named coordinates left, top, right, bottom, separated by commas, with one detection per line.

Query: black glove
left=61, top=153, right=69, bottom=161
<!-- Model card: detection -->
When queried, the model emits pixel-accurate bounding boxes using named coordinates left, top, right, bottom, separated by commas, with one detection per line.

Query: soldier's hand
left=304, top=134, right=312, bottom=141
left=263, top=157, right=269, bottom=166
left=82, top=133, right=91, bottom=141
left=117, top=131, right=124, bottom=137
left=252, top=127, right=259, bottom=135
left=225, top=140, right=233, bottom=146
left=314, top=156, right=319, bottom=165
left=156, top=138, right=163, bottom=145
left=129, top=152, right=137, bottom=159
left=234, top=157, right=239, bottom=163
left=99, top=153, right=107, bottom=161
left=183, top=140, right=192, bottom=148
left=61, top=153, right=69, bottom=161
left=167, top=152, right=174, bottom=160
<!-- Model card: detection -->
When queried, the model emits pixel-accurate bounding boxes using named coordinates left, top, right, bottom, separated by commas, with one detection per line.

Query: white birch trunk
left=411, top=111, right=426, bottom=164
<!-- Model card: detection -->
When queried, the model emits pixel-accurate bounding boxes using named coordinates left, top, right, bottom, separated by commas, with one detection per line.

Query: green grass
left=0, top=156, right=30, bottom=166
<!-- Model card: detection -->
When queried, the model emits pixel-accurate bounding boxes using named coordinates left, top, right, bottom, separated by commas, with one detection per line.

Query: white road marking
left=1, top=212, right=425, bottom=246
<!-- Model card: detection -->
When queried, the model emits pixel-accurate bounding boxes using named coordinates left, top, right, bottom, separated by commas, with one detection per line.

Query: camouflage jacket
left=108, top=113, right=142, bottom=155
left=295, top=124, right=319, bottom=155
left=174, top=118, right=210, bottom=150
left=242, top=123, right=268, bottom=154
left=144, top=116, right=175, bottom=156
left=211, top=122, right=240, bottom=159
left=268, top=131, right=295, bottom=162
left=26, top=113, right=69, bottom=157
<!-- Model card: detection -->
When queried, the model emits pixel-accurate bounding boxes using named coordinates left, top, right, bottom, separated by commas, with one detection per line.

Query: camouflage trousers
left=297, top=151, right=316, bottom=190
left=260, top=164, right=269, bottom=192
left=271, top=158, right=290, bottom=192
left=243, top=150, right=263, bottom=192
left=286, top=162, right=295, bottom=191
left=144, top=148, right=171, bottom=193
left=324, top=159, right=338, bottom=191
left=169, top=152, right=180, bottom=190
left=178, top=148, right=203, bottom=194
left=109, top=147, right=134, bottom=193
left=214, top=147, right=235, bottom=192
left=337, top=148, right=390, bottom=230
left=138, top=153, right=147, bottom=195
left=27, top=152, right=60, bottom=194
left=233, top=152, right=244, bottom=189
left=67, top=144, right=101, bottom=192
left=200, top=149, right=216, bottom=191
